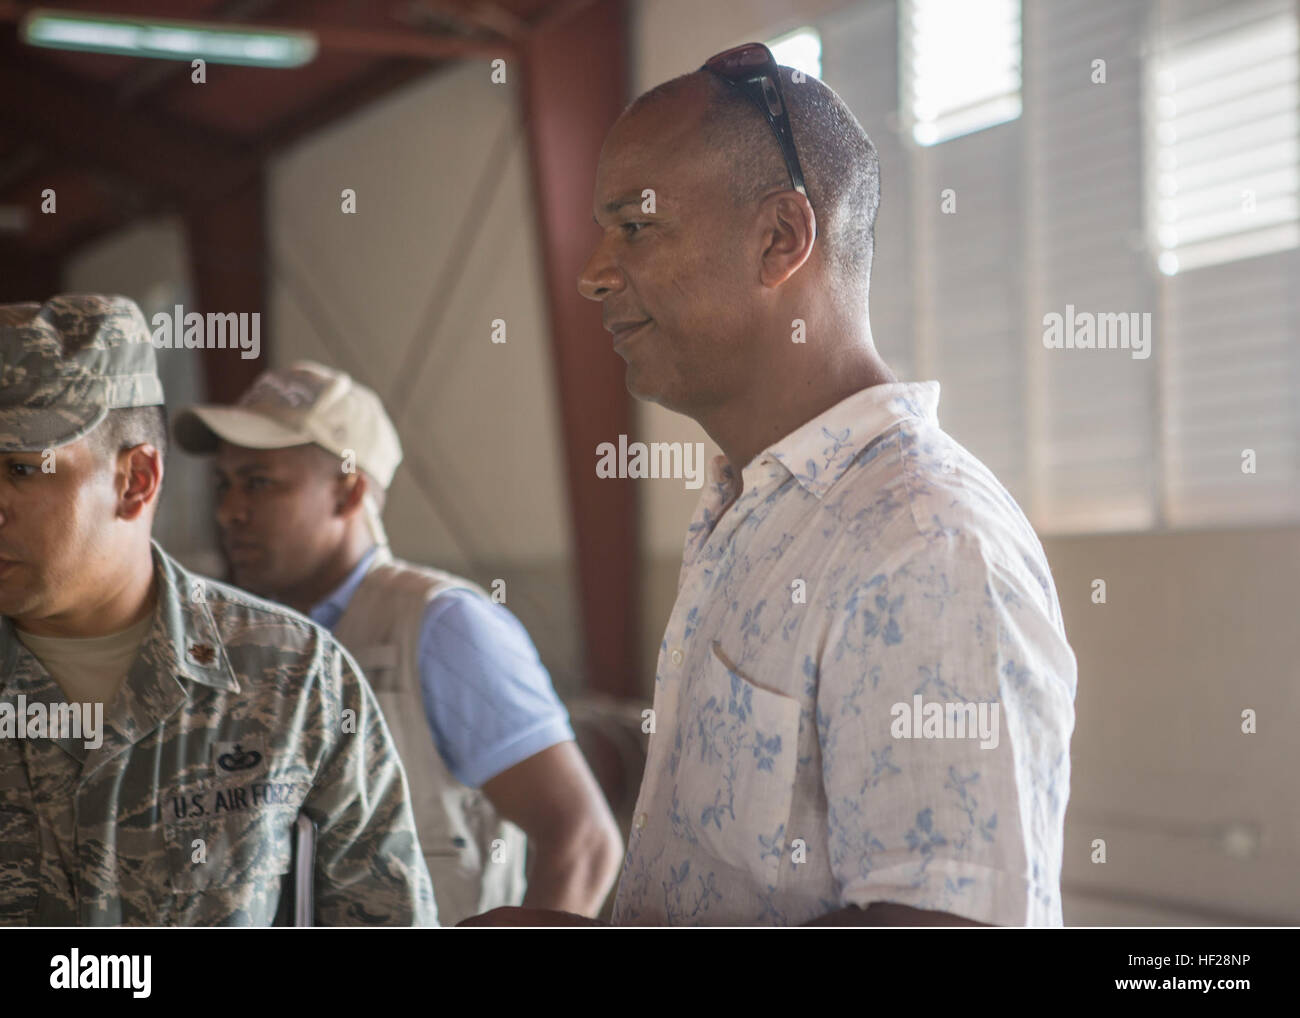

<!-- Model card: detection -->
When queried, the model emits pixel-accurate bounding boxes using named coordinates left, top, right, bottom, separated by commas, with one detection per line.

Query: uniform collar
left=0, top=540, right=241, bottom=768
left=150, top=539, right=242, bottom=693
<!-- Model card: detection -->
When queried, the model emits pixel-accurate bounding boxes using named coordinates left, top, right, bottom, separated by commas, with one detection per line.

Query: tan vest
left=333, top=546, right=527, bottom=925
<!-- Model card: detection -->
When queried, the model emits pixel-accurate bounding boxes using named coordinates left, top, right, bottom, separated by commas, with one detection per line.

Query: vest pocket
left=351, top=645, right=402, bottom=693
left=675, top=644, right=801, bottom=888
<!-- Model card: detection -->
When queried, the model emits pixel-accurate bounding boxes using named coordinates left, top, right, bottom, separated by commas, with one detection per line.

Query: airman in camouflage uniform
left=0, top=294, right=437, bottom=925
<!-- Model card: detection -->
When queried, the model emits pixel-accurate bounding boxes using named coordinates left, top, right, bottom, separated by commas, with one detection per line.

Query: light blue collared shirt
left=311, top=547, right=574, bottom=788
left=612, top=381, right=1076, bottom=926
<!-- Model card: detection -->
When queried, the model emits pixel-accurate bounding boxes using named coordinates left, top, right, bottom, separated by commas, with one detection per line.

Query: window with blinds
left=901, top=0, right=1023, bottom=146
left=1026, top=0, right=1157, bottom=533
left=1156, top=1, right=1300, bottom=527
left=1149, top=2, right=1299, bottom=275
left=768, top=25, right=821, bottom=81
left=820, top=0, right=1297, bottom=533
left=818, top=0, right=916, bottom=382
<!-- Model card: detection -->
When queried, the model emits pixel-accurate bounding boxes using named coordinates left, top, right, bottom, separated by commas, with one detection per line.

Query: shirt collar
left=308, top=545, right=380, bottom=631
left=761, top=380, right=941, bottom=499
left=684, top=382, right=941, bottom=567
left=148, top=538, right=242, bottom=692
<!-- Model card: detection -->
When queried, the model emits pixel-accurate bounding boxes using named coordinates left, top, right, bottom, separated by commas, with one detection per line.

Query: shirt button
left=634, top=813, right=647, bottom=830
left=669, top=648, right=683, bottom=667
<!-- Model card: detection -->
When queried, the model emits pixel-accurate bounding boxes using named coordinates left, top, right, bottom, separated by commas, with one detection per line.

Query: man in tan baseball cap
left=176, top=361, right=624, bottom=925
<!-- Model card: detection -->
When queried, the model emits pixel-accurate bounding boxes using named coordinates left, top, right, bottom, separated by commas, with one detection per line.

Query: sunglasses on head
left=701, top=42, right=809, bottom=204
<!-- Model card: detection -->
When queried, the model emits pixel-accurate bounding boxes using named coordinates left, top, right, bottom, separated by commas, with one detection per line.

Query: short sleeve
left=416, top=589, right=575, bottom=789
left=816, top=530, right=1076, bottom=926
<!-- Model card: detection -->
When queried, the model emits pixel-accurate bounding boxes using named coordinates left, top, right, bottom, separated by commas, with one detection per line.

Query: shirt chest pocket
left=675, top=643, right=801, bottom=887
left=164, top=807, right=294, bottom=896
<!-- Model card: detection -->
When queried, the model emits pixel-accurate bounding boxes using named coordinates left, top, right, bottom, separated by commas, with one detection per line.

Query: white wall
left=1047, top=525, right=1300, bottom=924
left=268, top=60, right=570, bottom=570
left=266, top=59, right=582, bottom=689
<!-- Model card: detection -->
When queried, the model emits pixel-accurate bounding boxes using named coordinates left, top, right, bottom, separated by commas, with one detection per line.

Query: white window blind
left=1164, top=250, right=1300, bottom=526
left=1026, top=0, right=1158, bottom=532
left=768, top=25, right=821, bottom=81
left=914, top=122, right=1028, bottom=500
left=1149, top=1, right=1300, bottom=275
left=1158, top=0, right=1300, bottom=527
left=902, top=0, right=1023, bottom=146
left=820, top=0, right=915, bottom=382
left=823, top=0, right=1297, bottom=533
left=901, top=0, right=1030, bottom=502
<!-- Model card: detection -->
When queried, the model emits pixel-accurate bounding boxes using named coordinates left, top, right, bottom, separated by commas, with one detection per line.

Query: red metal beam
left=520, top=0, right=639, bottom=696
left=256, top=56, right=440, bottom=156
left=0, top=241, right=59, bottom=303
left=292, top=23, right=508, bottom=59
left=0, top=47, right=259, bottom=206
left=185, top=174, right=268, bottom=403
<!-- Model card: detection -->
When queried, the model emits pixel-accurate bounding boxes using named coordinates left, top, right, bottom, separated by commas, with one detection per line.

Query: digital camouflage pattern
left=0, top=541, right=439, bottom=926
left=0, top=293, right=165, bottom=453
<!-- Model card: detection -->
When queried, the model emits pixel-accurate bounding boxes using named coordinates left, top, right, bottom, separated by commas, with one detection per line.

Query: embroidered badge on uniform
left=214, top=741, right=264, bottom=773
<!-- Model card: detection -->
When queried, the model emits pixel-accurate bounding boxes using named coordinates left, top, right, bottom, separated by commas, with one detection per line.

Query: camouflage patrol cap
left=0, top=294, right=164, bottom=453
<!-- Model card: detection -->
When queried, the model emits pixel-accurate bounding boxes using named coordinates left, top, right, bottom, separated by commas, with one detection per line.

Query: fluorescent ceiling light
left=21, top=8, right=317, bottom=67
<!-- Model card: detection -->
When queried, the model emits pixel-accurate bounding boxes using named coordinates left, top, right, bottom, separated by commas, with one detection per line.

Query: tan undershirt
left=15, top=611, right=154, bottom=708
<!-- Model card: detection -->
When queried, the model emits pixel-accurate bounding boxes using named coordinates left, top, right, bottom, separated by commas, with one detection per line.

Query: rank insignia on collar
left=188, top=643, right=216, bottom=665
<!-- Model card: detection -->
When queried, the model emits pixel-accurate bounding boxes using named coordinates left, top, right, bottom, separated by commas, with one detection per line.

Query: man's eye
left=246, top=477, right=269, bottom=491
left=621, top=221, right=647, bottom=237
left=7, top=462, right=37, bottom=478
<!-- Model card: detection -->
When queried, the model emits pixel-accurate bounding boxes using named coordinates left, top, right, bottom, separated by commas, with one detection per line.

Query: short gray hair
left=632, top=68, right=881, bottom=299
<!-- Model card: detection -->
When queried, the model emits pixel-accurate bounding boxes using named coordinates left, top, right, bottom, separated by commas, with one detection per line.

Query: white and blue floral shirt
left=611, top=381, right=1077, bottom=926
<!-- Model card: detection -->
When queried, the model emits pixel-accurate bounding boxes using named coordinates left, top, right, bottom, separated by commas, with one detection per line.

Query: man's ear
left=756, top=190, right=817, bottom=289
left=334, top=470, right=368, bottom=518
left=118, top=445, right=163, bottom=522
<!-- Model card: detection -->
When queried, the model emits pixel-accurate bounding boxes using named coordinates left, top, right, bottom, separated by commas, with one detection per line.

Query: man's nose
left=577, top=239, right=625, bottom=302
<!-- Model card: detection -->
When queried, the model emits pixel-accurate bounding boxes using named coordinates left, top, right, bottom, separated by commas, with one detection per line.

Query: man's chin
left=624, top=363, right=672, bottom=408
left=0, top=585, right=51, bottom=629
left=0, top=597, right=37, bottom=623
left=625, top=370, right=689, bottom=415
